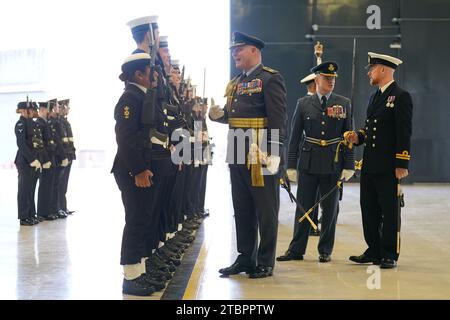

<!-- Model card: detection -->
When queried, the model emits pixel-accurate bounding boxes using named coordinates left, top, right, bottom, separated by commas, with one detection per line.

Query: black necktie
left=321, top=96, right=327, bottom=111
left=372, top=89, right=381, bottom=103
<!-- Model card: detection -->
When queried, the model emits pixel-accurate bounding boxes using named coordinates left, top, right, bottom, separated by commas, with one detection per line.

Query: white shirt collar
left=129, top=82, right=147, bottom=93
left=317, top=91, right=332, bottom=101
left=244, top=63, right=261, bottom=77
left=380, top=80, right=395, bottom=93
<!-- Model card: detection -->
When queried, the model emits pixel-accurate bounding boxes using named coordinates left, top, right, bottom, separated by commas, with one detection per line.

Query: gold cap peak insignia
left=328, top=64, right=335, bottom=71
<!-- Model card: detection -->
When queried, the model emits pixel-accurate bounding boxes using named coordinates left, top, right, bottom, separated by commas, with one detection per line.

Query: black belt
left=304, top=137, right=341, bottom=147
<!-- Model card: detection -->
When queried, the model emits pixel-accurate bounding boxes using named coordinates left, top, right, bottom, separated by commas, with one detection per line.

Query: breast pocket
left=304, top=116, right=314, bottom=133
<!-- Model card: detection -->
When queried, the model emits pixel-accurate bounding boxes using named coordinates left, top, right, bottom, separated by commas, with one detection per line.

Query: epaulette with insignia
left=263, top=66, right=278, bottom=74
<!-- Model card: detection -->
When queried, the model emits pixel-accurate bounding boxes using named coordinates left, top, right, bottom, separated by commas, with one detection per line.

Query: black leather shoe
left=146, top=256, right=171, bottom=274
left=146, top=261, right=172, bottom=280
left=57, top=210, right=68, bottom=219
left=141, top=273, right=166, bottom=291
left=276, top=251, right=303, bottom=262
left=349, top=254, right=381, bottom=265
left=218, top=262, right=255, bottom=276
left=157, top=249, right=181, bottom=266
left=249, top=266, right=273, bottom=279
left=183, top=220, right=200, bottom=229
left=178, top=229, right=195, bottom=237
left=380, top=258, right=397, bottom=269
left=319, top=254, right=331, bottom=263
left=122, top=276, right=155, bottom=296
left=195, top=209, right=210, bottom=219
left=45, top=214, right=59, bottom=221
left=164, top=242, right=184, bottom=256
left=154, top=253, right=177, bottom=272
left=20, top=218, right=35, bottom=226
left=30, top=216, right=40, bottom=224
left=159, top=246, right=182, bottom=260
left=168, top=238, right=188, bottom=249
left=309, top=228, right=320, bottom=236
left=36, top=216, right=46, bottom=222
left=175, top=233, right=195, bottom=243
left=145, top=267, right=170, bottom=282
left=66, top=210, right=75, bottom=215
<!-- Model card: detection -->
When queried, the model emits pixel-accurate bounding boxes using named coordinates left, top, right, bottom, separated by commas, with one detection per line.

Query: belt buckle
left=320, top=140, right=327, bottom=147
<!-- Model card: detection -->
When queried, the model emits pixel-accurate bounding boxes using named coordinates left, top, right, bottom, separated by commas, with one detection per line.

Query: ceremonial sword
left=281, top=160, right=362, bottom=228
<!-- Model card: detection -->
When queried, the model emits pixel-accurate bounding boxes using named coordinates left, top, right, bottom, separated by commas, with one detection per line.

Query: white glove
left=42, top=161, right=52, bottom=169
left=340, top=169, right=355, bottom=182
left=209, top=105, right=224, bottom=120
left=287, top=169, right=298, bottom=183
left=30, top=159, right=41, bottom=171
left=265, top=155, right=280, bottom=174
left=61, top=158, right=69, bottom=167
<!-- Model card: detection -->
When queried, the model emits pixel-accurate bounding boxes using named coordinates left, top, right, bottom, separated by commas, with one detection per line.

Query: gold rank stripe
left=396, top=150, right=410, bottom=160
left=396, top=155, right=411, bottom=160
left=228, top=117, right=268, bottom=129
left=320, top=73, right=338, bottom=77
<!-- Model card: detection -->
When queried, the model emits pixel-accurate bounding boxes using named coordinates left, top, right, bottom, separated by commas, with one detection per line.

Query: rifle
left=179, top=65, right=186, bottom=98
left=140, top=21, right=159, bottom=133
left=350, top=37, right=356, bottom=131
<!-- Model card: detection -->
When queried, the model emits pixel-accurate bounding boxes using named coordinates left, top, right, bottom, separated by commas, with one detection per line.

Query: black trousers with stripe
left=360, top=171, right=400, bottom=261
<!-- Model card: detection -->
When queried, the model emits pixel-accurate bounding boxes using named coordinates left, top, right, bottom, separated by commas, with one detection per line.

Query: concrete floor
left=1, top=165, right=449, bottom=300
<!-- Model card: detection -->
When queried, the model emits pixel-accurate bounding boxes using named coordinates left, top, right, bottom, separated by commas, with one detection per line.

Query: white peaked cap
left=300, top=73, right=316, bottom=84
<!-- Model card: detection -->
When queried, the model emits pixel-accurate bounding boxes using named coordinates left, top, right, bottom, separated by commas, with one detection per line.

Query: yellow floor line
left=182, top=243, right=207, bottom=300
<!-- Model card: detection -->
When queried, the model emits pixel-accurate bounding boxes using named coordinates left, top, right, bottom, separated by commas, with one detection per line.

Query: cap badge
left=328, top=64, right=335, bottom=71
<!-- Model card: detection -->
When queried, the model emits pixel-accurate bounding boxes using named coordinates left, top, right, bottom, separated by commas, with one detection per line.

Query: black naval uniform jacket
left=49, top=117, right=68, bottom=165
left=213, top=64, right=287, bottom=166
left=36, top=117, right=54, bottom=164
left=61, top=117, right=76, bottom=161
left=131, top=49, right=172, bottom=176
left=288, top=93, right=355, bottom=174
left=14, top=116, right=36, bottom=167
left=166, top=84, right=186, bottom=142
left=111, top=83, right=149, bottom=177
left=356, top=81, right=413, bottom=173
left=30, top=118, right=47, bottom=165
left=150, top=60, right=174, bottom=177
